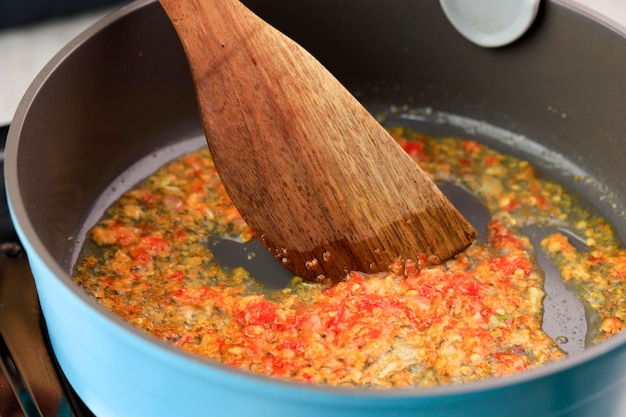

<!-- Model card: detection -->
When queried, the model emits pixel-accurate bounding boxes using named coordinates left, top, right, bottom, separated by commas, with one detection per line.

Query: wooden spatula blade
left=160, top=0, right=477, bottom=284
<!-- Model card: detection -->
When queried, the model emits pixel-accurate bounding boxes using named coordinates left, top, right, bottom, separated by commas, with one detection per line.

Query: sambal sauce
left=72, top=127, right=626, bottom=388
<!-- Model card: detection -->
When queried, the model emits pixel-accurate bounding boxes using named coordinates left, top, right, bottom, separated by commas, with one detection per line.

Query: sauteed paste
left=73, top=128, right=626, bottom=388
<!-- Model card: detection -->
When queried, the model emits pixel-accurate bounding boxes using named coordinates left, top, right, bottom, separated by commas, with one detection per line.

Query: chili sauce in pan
left=72, top=127, right=626, bottom=388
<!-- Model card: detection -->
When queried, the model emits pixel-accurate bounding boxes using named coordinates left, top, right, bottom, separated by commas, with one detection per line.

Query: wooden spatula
left=159, top=0, right=477, bottom=284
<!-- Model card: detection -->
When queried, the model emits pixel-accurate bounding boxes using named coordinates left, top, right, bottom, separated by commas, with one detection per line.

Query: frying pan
left=5, top=0, right=626, bottom=416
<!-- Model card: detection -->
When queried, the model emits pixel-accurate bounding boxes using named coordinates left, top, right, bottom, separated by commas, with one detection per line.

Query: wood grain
left=159, top=0, right=477, bottom=283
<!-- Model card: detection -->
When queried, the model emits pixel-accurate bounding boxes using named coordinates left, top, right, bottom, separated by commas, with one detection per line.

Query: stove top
left=0, top=125, right=94, bottom=417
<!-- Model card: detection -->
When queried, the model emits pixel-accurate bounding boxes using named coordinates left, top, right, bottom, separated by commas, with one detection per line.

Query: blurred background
left=0, top=0, right=128, bottom=30
left=0, top=0, right=129, bottom=126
